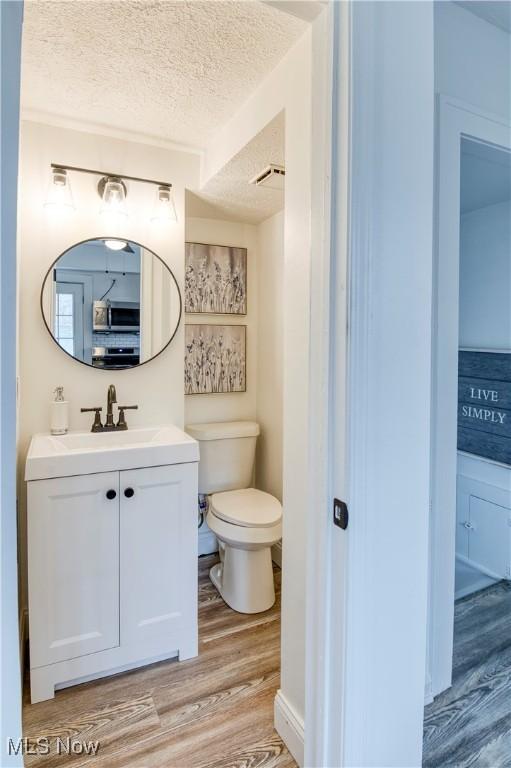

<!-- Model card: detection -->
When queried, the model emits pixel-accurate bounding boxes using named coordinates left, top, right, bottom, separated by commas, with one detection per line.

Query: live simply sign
left=458, top=351, right=511, bottom=466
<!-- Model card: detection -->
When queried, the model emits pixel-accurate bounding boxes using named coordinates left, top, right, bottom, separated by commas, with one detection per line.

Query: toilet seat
left=210, top=488, right=282, bottom=528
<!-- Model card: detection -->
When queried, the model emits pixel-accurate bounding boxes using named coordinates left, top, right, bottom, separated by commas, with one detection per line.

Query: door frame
left=428, top=96, right=511, bottom=699
left=54, top=269, right=93, bottom=363
left=1, top=1, right=24, bottom=764
left=306, top=2, right=435, bottom=765
left=55, top=280, right=85, bottom=360
left=305, top=2, right=348, bottom=764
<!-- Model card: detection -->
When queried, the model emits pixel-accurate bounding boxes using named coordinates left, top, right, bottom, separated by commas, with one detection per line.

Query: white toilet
left=186, top=421, right=282, bottom=614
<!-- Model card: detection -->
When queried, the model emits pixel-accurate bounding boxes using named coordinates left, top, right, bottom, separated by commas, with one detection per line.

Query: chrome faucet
left=81, top=385, right=138, bottom=432
left=105, top=384, right=117, bottom=429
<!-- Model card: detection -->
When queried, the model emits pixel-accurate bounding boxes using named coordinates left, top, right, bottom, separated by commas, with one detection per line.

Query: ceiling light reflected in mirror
left=104, top=239, right=128, bottom=251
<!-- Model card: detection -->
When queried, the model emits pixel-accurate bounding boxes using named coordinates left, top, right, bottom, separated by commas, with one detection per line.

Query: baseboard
left=19, top=607, right=28, bottom=678
left=272, top=541, right=282, bottom=568
left=274, top=689, right=304, bottom=767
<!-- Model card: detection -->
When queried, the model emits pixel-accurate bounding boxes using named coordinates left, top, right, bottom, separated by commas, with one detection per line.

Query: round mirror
left=41, top=238, right=182, bottom=369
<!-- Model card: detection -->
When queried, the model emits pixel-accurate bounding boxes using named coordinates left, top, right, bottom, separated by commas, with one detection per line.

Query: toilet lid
left=211, top=488, right=282, bottom=528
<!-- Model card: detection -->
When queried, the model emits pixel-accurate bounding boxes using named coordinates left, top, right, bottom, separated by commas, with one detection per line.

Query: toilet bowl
left=185, top=420, right=282, bottom=614
left=206, top=488, right=282, bottom=613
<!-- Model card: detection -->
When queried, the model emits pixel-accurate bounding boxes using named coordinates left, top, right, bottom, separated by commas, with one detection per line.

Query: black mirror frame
left=40, top=236, right=183, bottom=371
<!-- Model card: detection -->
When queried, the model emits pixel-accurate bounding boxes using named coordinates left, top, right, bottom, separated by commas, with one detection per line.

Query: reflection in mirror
left=41, top=238, right=182, bottom=369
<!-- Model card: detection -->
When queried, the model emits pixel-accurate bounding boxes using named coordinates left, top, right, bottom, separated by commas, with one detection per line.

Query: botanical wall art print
left=185, top=324, right=246, bottom=395
left=185, top=242, right=247, bottom=315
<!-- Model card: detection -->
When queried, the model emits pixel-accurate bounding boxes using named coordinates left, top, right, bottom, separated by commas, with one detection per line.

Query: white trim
left=306, top=5, right=435, bottom=765
left=21, top=109, right=204, bottom=158
left=274, top=689, right=305, bottom=767
left=342, top=4, right=435, bottom=765
left=429, top=95, right=511, bottom=699
left=459, top=348, right=511, bottom=354
left=455, top=552, right=503, bottom=583
left=458, top=450, right=511, bottom=471
left=304, top=3, right=349, bottom=767
left=1, top=3, right=24, bottom=763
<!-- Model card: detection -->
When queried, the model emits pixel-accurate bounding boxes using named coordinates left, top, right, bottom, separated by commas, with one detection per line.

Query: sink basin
left=25, top=425, right=199, bottom=481
left=51, top=427, right=165, bottom=452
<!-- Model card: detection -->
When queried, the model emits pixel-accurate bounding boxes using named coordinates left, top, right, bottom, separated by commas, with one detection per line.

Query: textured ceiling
left=187, top=111, right=284, bottom=223
left=21, top=0, right=306, bottom=150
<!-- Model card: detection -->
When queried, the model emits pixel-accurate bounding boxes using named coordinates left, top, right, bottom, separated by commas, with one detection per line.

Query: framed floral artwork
left=185, top=324, right=246, bottom=394
left=185, top=242, right=247, bottom=315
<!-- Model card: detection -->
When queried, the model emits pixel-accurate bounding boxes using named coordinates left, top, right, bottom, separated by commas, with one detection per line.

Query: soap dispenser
left=51, top=387, right=69, bottom=435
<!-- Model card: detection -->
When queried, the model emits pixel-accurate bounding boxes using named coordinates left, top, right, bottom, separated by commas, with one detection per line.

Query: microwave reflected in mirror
left=41, top=238, right=182, bottom=369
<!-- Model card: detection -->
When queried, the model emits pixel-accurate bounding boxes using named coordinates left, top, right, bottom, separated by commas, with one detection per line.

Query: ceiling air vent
left=249, top=164, right=285, bottom=191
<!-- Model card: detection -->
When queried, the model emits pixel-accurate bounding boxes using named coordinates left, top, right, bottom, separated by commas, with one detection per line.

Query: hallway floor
left=423, top=581, right=511, bottom=767
left=23, top=555, right=293, bottom=768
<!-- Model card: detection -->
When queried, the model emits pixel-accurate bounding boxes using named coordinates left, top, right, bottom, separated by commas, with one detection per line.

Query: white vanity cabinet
left=456, top=453, right=511, bottom=582
left=28, top=471, right=121, bottom=669
left=27, top=455, right=198, bottom=704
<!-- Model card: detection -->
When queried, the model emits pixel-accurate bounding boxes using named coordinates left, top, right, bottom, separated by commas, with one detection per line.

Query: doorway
left=426, top=99, right=511, bottom=764
left=14, top=1, right=326, bottom=765
left=55, top=281, right=84, bottom=360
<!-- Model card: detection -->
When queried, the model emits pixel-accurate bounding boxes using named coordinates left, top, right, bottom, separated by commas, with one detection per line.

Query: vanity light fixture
left=99, top=176, right=128, bottom=219
left=151, top=184, right=177, bottom=224
left=46, top=163, right=177, bottom=223
left=44, top=167, right=75, bottom=211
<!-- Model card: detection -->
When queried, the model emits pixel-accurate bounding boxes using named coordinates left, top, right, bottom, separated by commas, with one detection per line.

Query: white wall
left=343, top=2, right=434, bottom=765
left=1, top=2, right=23, bottom=764
left=459, top=201, right=511, bottom=350
left=184, top=210, right=285, bottom=500
left=184, top=217, right=258, bottom=425
left=435, top=2, right=511, bottom=119
left=17, top=121, right=200, bottom=610
left=197, top=31, right=311, bottom=742
left=256, top=210, right=284, bottom=501
left=205, top=32, right=312, bottom=739
left=184, top=212, right=284, bottom=560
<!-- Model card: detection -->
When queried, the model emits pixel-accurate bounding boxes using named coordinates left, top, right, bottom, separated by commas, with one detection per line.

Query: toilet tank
left=185, top=421, right=260, bottom=495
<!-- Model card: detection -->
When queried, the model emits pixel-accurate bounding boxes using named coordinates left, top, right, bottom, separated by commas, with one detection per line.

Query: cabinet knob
left=106, top=489, right=117, bottom=500
left=124, top=488, right=135, bottom=498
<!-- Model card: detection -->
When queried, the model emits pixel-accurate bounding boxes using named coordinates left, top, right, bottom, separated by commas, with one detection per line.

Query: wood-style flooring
left=23, top=555, right=295, bottom=768
left=423, top=581, right=511, bottom=767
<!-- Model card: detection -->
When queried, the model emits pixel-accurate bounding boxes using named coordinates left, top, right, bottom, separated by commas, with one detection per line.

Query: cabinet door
left=120, top=464, right=197, bottom=647
left=469, top=495, right=511, bottom=579
left=28, top=472, right=120, bottom=668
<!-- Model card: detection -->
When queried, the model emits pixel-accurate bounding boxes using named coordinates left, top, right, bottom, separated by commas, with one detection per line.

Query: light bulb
left=151, top=185, right=177, bottom=223
left=44, top=168, right=75, bottom=211
left=99, top=177, right=128, bottom=218
left=104, top=239, right=127, bottom=251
